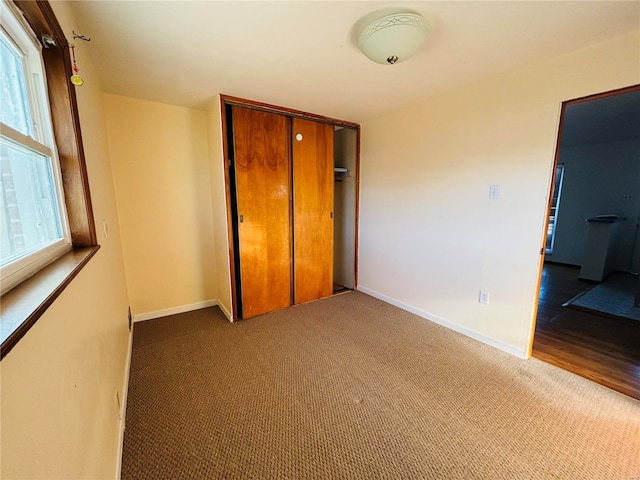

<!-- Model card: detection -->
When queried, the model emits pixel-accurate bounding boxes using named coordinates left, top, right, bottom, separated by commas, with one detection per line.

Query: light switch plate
left=479, top=290, right=490, bottom=304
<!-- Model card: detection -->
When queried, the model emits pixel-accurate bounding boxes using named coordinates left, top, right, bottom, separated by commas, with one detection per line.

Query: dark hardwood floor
left=532, top=262, right=640, bottom=400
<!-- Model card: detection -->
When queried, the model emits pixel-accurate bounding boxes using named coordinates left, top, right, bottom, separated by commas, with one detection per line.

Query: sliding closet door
left=233, top=107, right=292, bottom=318
left=292, top=118, right=334, bottom=304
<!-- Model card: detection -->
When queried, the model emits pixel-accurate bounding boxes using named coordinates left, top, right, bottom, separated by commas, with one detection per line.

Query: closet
left=223, top=97, right=359, bottom=320
left=333, top=127, right=358, bottom=292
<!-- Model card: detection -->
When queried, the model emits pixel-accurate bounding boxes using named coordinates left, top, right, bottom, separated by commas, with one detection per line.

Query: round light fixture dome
left=357, top=12, right=430, bottom=65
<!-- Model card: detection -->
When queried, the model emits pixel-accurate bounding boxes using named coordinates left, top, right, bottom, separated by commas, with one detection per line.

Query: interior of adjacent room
left=532, top=87, right=640, bottom=399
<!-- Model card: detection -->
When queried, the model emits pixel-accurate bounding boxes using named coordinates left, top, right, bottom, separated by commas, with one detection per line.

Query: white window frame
left=0, top=0, right=71, bottom=295
left=545, top=164, right=564, bottom=254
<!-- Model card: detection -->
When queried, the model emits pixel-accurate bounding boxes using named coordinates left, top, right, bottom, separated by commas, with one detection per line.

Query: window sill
left=0, top=246, right=100, bottom=360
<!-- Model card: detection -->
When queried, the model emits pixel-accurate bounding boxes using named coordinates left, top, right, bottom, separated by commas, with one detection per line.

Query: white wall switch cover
left=489, top=185, right=500, bottom=200
left=479, top=290, right=490, bottom=304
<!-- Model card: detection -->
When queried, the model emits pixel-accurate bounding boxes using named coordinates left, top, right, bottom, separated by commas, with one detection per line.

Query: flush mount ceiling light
left=357, top=12, right=430, bottom=65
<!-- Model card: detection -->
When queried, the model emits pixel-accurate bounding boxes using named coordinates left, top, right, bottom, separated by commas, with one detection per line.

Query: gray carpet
left=123, top=291, right=640, bottom=479
left=565, top=273, right=640, bottom=321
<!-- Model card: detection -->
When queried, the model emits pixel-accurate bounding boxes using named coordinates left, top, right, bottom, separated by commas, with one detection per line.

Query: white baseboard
left=217, top=300, right=232, bottom=321
left=116, top=297, right=228, bottom=477
left=132, top=299, right=219, bottom=322
left=115, top=327, right=133, bottom=480
left=357, top=286, right=527, bottom=359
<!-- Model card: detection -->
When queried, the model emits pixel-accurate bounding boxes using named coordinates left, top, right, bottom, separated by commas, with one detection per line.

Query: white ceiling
left=69, top=1, right=640, bottom=123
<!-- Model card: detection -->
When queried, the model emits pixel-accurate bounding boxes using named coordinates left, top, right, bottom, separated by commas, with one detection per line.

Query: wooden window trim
left=14, top=0, right=96, bottom=246
left=0, top=247, right=99, bottom=359
left=0, top=0, right=98, bottom=360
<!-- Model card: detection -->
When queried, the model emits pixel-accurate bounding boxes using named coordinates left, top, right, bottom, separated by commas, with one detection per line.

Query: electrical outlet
left=128, top=306, right=132, bottom=331
left=489, top=185, right=500, bottom=200
left=479, top=290, right=490, bottom=304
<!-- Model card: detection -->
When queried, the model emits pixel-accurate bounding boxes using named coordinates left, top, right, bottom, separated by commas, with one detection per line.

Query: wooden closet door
left=233, top=107, right=292, bottom=318
left=292, top=118, right=334, bottom=304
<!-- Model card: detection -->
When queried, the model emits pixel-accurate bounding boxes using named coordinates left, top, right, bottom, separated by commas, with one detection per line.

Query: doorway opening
left=531, top=85, right=640, bottom=400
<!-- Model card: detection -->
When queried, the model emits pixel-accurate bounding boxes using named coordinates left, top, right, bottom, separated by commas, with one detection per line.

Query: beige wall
left=103, top=95, right=217, bottom=317
left=358, top=30, right=640, bottom=357
left=0, top=2, right=131, bottom=478
left=205, top=96, right=232, bottom=319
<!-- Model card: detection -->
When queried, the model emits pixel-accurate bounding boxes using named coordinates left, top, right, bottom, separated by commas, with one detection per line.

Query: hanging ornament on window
left=68, top=43, right=84, bottom=86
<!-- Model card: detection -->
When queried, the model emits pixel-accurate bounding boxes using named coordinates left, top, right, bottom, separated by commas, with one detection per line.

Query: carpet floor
left=122, top=291, right=640, bottom=479
left=564, top=273, right=640, bottom=321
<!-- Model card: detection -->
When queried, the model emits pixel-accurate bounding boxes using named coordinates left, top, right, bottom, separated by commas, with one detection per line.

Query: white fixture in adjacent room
left=357, top=11, right=431, bottom=65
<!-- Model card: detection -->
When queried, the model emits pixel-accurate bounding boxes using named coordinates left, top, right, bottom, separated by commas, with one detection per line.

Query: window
left=545, top=164, right=564, bottom=254
left=1, top=1, right=71, bottom=294
left=1, top=0, right=98, bottom=360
